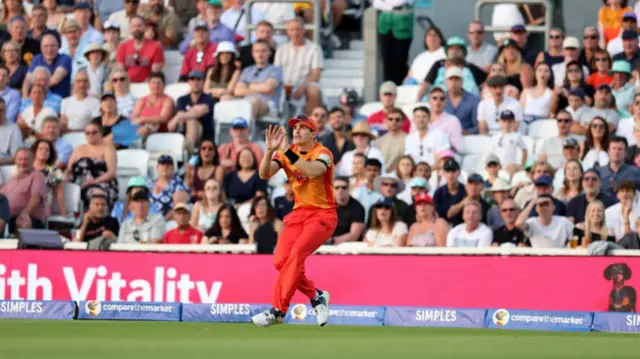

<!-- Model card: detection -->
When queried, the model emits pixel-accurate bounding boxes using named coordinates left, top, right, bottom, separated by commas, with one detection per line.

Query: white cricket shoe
left=311, top=290, right=330, bottom=326
left=251, top=308, right=284, bottom=328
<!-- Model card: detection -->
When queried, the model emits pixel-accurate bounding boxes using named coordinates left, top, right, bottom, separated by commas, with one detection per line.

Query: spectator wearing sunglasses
left=612, top=30, right=640, bottom=71
left=404, top=106, right=449, bottom=166
left=466, top=21, right=498, bottom=72
left=477, top=75, right=523, bottom=136
left=179, top=21, right=216, bottom=81
left=587, top=48, right=614, bottom=88
left=117, top=188, right=166, bottom=244
left=492, top=198, right=527, bottom=247
left=607, top=13, right=638, bottom=57
left=328, top=177, right=365, bottom=244
left=580, top=27, right=601, bottom=71
left=375, top=108, right=407, bottom=174
left=535, top=28, right=565, bottom=68
left=169, top=70, right=216, bottom=150
left=537, top=110, right=576, bottom=170
left=366, top=81, right=410, bottom=136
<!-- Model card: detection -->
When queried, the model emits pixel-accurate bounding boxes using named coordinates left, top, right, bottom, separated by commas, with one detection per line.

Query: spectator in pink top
left=131, top=72, right=175, bottom=136
left=427, top=86, right=463, bottom=153
left=0, top=147, right=47, bottom=234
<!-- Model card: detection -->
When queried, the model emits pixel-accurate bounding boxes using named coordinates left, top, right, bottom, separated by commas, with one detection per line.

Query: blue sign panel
left=484, top=309, right=593, bottom=331
left=384, top=307, right=486, bottom=328
left=593, top=312, right=640, bottom=333
left=0, top=300, right=75, bottom=320
left=285, top=304, right=385, bottom=326
left=77, top=301, right=181, bottom=321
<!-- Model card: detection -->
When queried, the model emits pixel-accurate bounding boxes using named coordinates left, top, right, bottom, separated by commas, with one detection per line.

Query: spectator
left=203, top=41, right=240, bottom=101
left=565, top=88, right=591, bottom=124
left=178, top=0, right=235, bottom=55
left=406, top=193, right=447, bottom=247
left=599, top=136, right=640, bottom=197
left=493, top=198, right=527, bottom=247
left=404, top=106, right=449, bottom=166
left=552, top=37, right=590, bottom=88
left=513, top=161, right=554, bottom=208
left=587, top=49, right=614, bottom=88
left=433, top=159, right=465, bottom=225
left=274, top=17, right=323, bottom=114
left=131, top=72, right=174, bottom=136
left=0, top=0, right=29, bottom=28
left=607, top=12, right=637, bottom=56
left=567, top=168, right=618, bottom=225
left=223, top=147, right=267, bottom=206
left=336, top=121, right=384, bottom=177
left=0, top=148, right=47, bottom=233
left=497, top=38, right=533, bottom=91
left=522, top=175, right=567, bottom=217
left=108, top=70, right=137, bottom=118
left=427, top=87, right=463, bottom=152
left=190, top=178, right=223, bottom=232
left=116, top=15, right=164, bottom=83
left=478, top=75, right=523, bottom=136
left=537, top=110, right=575, bottom=170
left=64, top=121, right=118, bottom=207
left=338, top=88, right=365, bottom=124
left=75, top=194, right=119, bottom=246
left=604, top=180, right=637, bottom=241
left=553, top=60, right=595, bottom=115
left=320, top=108, right=353, bottom=165
left=613, top=30, right=640, bottom=70
left=611, top=60, right=635, bottom=114
left=5, top=16, right=40, bottom=67
left=170, top=70, right=216, bottom=149
left=143, top=0, right=183, bottom=47
left=179, top=21, right=216, bottom=81
left=574, top=200, right=615, bottom=246
left=0, top=98, right=23, bottom=165
left=169, top=0, right=198, bottom=27
left=366, top=81, right=410, bottom=136
left=185, top=140, right=223, bottom=200
left=83, top=43, right=108, bottom=98
left=483, top=154, right=502, bottom=189
left=446, top=201, right=492, bottom=248
left=535, top=28, right=565, bottom=68
left=398, top=176, right=429, bottom=205
left=349, top=153, right=367, bottom=191
left=148, top=154, right=190, bottom=217
left=521, top=62, right=553, bottom=121
left=448, top=173, right=490, bottom=226
left=60, top=70, right=100, bottom=132
left=162, top=202, right=203, bottom=244
left=393, top=155, right=415, bottom=186
left=60, top=18, right=88, bottom=75
left=0, top=64, right=20, bottom=123
left=247, top=196, right=282, bottom=253
left=485, top=178, right=511, bottom=229
left=580, top=26, right=601, bottom=71
left=373, top=173, right=414, bottom=225
left=234, top=39, right=282, bottom=119
left=93, top=93, right=140, bottom=149
left=94, top=0, right=125, bottom=24
left=273, top=180, right=294, bottom=220
left=309, top=105, right=329, bottom=138
left=40, top=116, right=72, bottom=168
left=220, top=0, right=264, bottom=40
left=43, top=0, right=64, bottom=29
left=352, top=158, right=383, bottom=222
left=203, top=203, right=248, bottom=243
left=103, top=21, right=121, bottom=68
left=625, top=117, right=640, bottom=164
left=2, top=41, right=28, bottom=91
left=17, top=84, right=57, bottom=140
left=579, top=85, right=618, bottom=133
left=186, top=0, right=208, bottom=34
left=24, top=33, right=72, bottom=99
left=238, top=20, right=276, bottom=70
left=555, top=159, right=584, bottom=203
left=117, top=188, right=166, bottom=243
left=580, top=116, right=611, bottom=169
left=108, top=0, right=141, bottom=40
left=404, top=26, right=445, bottom=85
left=329, top=177, right=365, bottom=244
left=509, top=24, right=537, bottom=66
left=31, top=139, right=64, bottom=216
left=364, top=198, right=408, bottom=247
left=65, top=3, right=104, bottom=56
left=517, top=194, right=574, bottom=248
left=217, top=117, right=263, bottom=171
left=466, top=21, right=498, bottom=71
left=111, top=176, right=161, bottom=224
left=490, top=110, right=527, bottom=175
left=375, top=108, right=407, bottom=174
left=444, top=67, right=480, bottom=135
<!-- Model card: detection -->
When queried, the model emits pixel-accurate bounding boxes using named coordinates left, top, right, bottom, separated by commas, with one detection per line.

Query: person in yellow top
left=598, top=0, right=633, bottom=47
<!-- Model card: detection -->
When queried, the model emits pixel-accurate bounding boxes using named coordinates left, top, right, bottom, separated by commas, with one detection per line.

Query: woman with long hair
left=105, top=70, right=137, bottom=118
left=497, top=39, right=533, bottom=91
left=587, top=49, right=614, bottom=88
left=364, top=199, right=408, bottom=247
left=394, top=155, right=415, bottom=184
left=204, top=41, right=240, bottom=101
left=204, top=204, right=248, bottom=244
left=130, top=72, right=175, bottom=137
left=574, top=200, right=615, bottom=246
left=185, top=140, right=224, bottom=201
left=190, top=178, right=224, bottom=233
left=248, top=196, right=283, bottom=253
left=1, top=41, right=26, bottom=90
left=555, top=159, right=583, bottom=203
left=222, top=147, right=267, bottom=206
left=405, top=194, right=448, bottom=247
left=404, top=26, right=446, bottom=85
left=60, top=70, right=100, bottom=133
left=349, top=153, right=367, bottom=191
left=520, top=62, right=554, bottom=121
left=92, top=93, right=140, bottom=149
left=31, top=139, right=65, bottom=216
left=111, top=176, right=161, bottom=224
left=552, top=60, right=596, bottom=114
left=581, top=116, right=611, bottom=170
left=0, top=0, right=29, bottom=27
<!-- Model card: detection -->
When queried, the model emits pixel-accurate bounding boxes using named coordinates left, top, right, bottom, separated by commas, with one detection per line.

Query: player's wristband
left=284, top=149, right=299, bottom=164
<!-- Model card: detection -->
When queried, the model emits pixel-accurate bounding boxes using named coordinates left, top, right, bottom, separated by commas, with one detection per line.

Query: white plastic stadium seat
left=165, top=83, right=190, bottom=103
left=145, top=133, right=186, bottom=163
left=236, top=202, right=252, bottom=235
left=46, top=182, right=83, bottom=228
left=116, top=149, right=150, bottom=178
left=163, top=66, right=181, bottom=87
left=214, top=100, right=253, bottom=145
left=461, top=135, right=492, bottom=155
left=511, top=170, right=531, bottom=186
left=616, top=117, right=635, bottom=145
left=357, top=102, right=383, bottom=118
left=461, top=154, right=484, bottom=174
left=164, top=50, right=183, bottom=66
left=62, top=132, right=86, bottom=148
left=395, top=85, right=420, bottom=106
left=527, top=119, right=559, bottom=139
left=130, top=83, right=150, bottom=98
left=0, top=165, right=15, bottom=183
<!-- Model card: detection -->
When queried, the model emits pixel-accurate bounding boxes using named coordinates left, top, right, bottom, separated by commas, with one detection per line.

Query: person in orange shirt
left=587, top=49, right=614, bottom=88
left=251, top=116, right=337, bottom=328
left=598, top=0, right=633, bottom=46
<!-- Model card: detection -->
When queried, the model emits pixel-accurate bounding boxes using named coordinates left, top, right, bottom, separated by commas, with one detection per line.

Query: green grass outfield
left=0, top=320, right=636, bottom=359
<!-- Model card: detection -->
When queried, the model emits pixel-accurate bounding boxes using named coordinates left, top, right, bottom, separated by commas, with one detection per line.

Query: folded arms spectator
left=130, top=72, right=175, bottom=136
left=2, top=41, right=28, bottom=91
left=24, top=33, right=72, bottom=98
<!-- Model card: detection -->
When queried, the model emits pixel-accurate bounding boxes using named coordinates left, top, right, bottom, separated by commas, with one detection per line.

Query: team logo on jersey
left=317, top=153, right=331, bottom=166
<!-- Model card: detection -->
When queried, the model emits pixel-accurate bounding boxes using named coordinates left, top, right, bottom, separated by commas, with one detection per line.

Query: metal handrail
left=474, top=0, right=553, bottom=49
left=245, top=0, right=322, bottom=44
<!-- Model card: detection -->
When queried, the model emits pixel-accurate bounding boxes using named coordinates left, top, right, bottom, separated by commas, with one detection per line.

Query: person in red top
left=116, top=15, right=165, bottom=83
left=162, top=203, right=203, bottom=244
left=252, top=117, right=337, bottom=328
left=179, top=20, right=217, bottom=82
left=367, top=81, right=411, bottom=136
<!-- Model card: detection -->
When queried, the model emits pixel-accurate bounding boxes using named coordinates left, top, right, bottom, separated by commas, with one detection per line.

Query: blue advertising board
left=77, top=301, right=181, bottom=321
left=285, top=304, right=385, bottom=326
left=592, top=312, right=640, bottom=333
left=485, top=309, right=593, bottom=332
left=182, top=303, right=272, bottom=323
left=0, top=300, right=75, bottom=320
left=384, top=307, right=486, bottom=328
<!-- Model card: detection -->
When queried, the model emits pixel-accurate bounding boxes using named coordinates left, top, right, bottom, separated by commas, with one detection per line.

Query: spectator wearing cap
left=367, top=81, right=411, bottom=136
left=493, top=198, right=527, bottom=247
left=116, top=16, right=164, bottom=83
left=108, top=0, right=141, bottom=40
left=233, top=39, right=283, bottom=119
left=0, top=98, right=23, bottom=165
left=509, top=24, right=537, bottom=66
left=17, top=83, right=58, bottom=139
left=406, top=193, right=447, bottom=247
left=143, top=0, right=183, bottom=47
left=513, top=160, right=554, bottom=208
left=444, top=66, right=480, bottom=135
left=238, top=20, right=276, bottom=70
left=169, top=70, right=216, bottom=150
left=522, top=175, right=567, bottom=218
left=337, top=121, right=385, bottom=177
left=83, top=43, right=109, bottom=98
left=92, top=93, right=140, bottom=149
left=60, top=70, right=100, bottom=132
left=610, top=60, right=636, bottom=114
left=567, top=168, right=618, bottom=225
left=446, top=200, right=492, bottom=248
left=102, top=21, right=122, bottom=68
left=76, top=194, right=119, bottom=246
left=497, top=38, right=533, bottom=91
left=534, top=28, right=565, bottom=68
left=178, top=0, right=235, bottom=55
left=0, top=65, right=20, bottom=123
left=482, top=154, right=503, bottom=190
left=604, top=180, right=637, bottom=241
left=517, top=195, right=574, bottom=249
left=59, top=18, right=89, bottom=79
left=131, top=72, right=175, bottom=137
left=404, top=26, right=446, bottom=85
left=328, top=176, right=365, bottom=244
left=3, top=16, right=40, bottom=67
left=404, top=106, right=449, bottom=166
left=24, top=33, right=72, bottom=99
left=427, top=86, right=463, bottom=152
left=398, top=176, right=428, bottom=205
left=117, top=187, right=166, bottom=244
left=162, top=202, right=203, bottom=244
left=217, top=117, right=264, bottom=171
left=538, top=110, right=576, bottom=170
left=607, top=12, right=638, bottom=56
left=111, top=176, right=162, bottom=224
left=599, top=0, right=633, bottom=46
left=432, top=159, right=464, bottom=223
left=578, top=85, right=620, bottom=134
left=375, top=108, right=408, bottom=174
left=485, top=178, right=511, bottom=229
left=490, top=109, right=527, bottom=176
left=565, top=87, right=592, bottom=125
left=148, top=154, right=190, bottom=217
left=220, top=0, right=265, bottom=41
left=613, top=29, right=640, bottom=70
left=444, top=172, right=490, bottom=227
left=478, top=75, right=523, bottom=136
left=63, top=3, right=104, bottom=56
left=179, top=21, right=217, bottom=81
left=364, top=198, right=408, bottom=247
left=599, top=136, right=640, bottom=197
left=466, top=21, right=498, bottom=71
left=321, top=108, right=354, bottom=166
left=552, top=37, right=590, bottom=88
left=352, top=158, right=383, bottom=223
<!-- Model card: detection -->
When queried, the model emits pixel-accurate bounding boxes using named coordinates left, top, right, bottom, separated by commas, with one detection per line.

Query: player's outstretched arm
left=288, top=157, right=328, bottom=178
left=259, top=125, right=285, bottom=180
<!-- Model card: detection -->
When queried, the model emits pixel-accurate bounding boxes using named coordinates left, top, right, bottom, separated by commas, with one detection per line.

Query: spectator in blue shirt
left=23, top=33, right=72, bottom=99
left=179, top=0, right=235, bottom=54
left=19, top=66, right=63, bottom=114
left=444, top=67, right=479, bottom=134
left=0, top=65, right=21, bottom=123
left=61, top=2, right=104, bottom=56
left=40, top=116, right=72, bottom=168
left=598, top=136, right=640, bottom=198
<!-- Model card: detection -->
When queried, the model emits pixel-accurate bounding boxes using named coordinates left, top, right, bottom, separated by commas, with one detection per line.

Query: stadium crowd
left=0, top=0, right=639, bottom=252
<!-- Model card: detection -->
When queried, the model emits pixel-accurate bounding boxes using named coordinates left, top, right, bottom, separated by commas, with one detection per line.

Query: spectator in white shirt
left=404, top=106, right=449, bottom=166
left=108, top=0, right=141, bottom=40
left=538, top=109, right=575, bottom=170
left=446, top=200, right=493, bottom=247
left=516, top=194, right=574, bottom=248
left=552, top=37, right=590, bottom=87
left=478, top=75, right=523, bottom=135
left=605, top=180, right=638, bottom=240
left=466, top=21, right=498, bottom=71
left=404, top=26, right=446, bottom=85
left=60, top=70, right=100, bottom=132
left=337, top=121, right=384, bottom=177
left=364, top=198, right=408, bottom=247
left=490, top=109, right=527, bottom=175
left=220, top=0, right=265, bottom=40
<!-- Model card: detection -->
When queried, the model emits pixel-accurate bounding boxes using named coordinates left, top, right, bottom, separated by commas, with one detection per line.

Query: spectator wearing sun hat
left=336, top=121, right=385, bottom=177
left=485, top=178, right=512, bottom=229
left=610, top=60, right=636, bottom=114
left=83, top=43, right=109, bottom=98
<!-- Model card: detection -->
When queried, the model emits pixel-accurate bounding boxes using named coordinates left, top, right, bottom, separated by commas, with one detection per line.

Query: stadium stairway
left=321, top=39, right=364, bottom=107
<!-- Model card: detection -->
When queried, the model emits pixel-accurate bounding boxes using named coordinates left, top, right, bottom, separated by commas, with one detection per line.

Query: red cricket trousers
left=272, top=207, right=337, bottom=312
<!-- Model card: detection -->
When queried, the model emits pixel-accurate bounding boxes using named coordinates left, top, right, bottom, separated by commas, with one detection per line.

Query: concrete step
left=323, top=87, right=363, bottom=97
left=349, top=40, right=364, bottom=51
left=325, top=58, right=363, bottom=69
left=320, top=77, right=364, bottom=88
left=323, top=67, right=364, bottom=78
left=333, top=50, right=365, bottom=59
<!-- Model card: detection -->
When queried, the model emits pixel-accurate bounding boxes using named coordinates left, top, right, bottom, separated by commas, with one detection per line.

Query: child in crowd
left=490, top=110, right=527, bottom=176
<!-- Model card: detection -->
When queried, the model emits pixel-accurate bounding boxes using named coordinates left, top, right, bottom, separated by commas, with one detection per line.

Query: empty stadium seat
left=164, top=50, right=183, bottom=66
left=511, top=170, right=531, bottom=186
left=527, top=119, right=559, bottom=139
left=130, top=83, right=150, bottom=98
left=163, top=65, right=181, bottom=86
left=165, top=83, right=190, bottom=103
left=116, top=149, right=150, bottom=178
left=461, top=135, right=492, bottom=155
left=461, top=153, right=485, bottom=174
left=395, top=85, right=420, bottom=105
left=401, top=102, right=429, bottom=120
left=46, top=183, right=83, bottom=229
left=62, top=132, right=86, bottom=148
left=214, top=100, right=253, bottom=144
left=357, top=102, right=383, bottom=118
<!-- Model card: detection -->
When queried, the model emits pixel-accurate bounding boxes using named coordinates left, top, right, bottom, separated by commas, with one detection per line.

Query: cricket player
left=251, top=116, right=338, bottom=328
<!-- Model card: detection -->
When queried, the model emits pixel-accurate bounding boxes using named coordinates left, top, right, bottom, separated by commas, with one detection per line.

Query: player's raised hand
left=265, top=125, right=285, bottom=152
left=279, top=125, right=289, bottom=150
